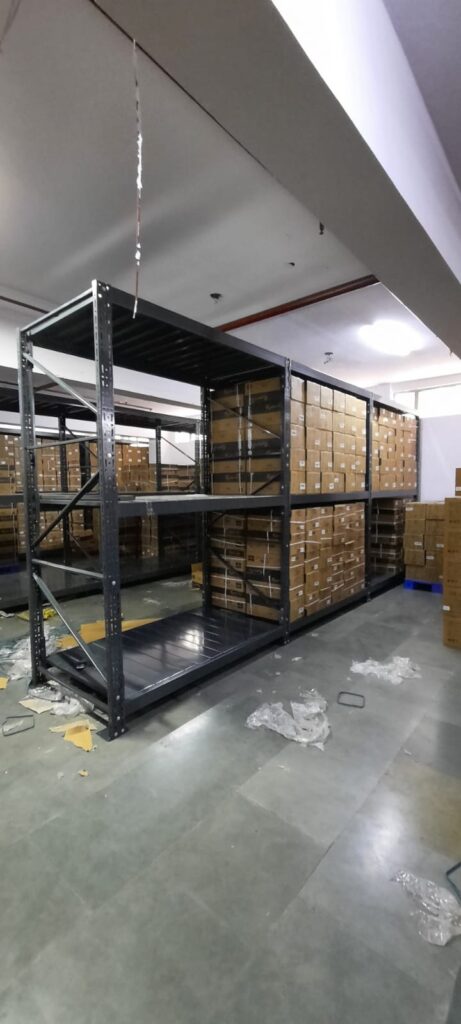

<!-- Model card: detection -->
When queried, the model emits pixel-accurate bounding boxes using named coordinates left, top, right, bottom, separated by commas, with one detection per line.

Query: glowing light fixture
left=358, top=320, right=424, bottom=357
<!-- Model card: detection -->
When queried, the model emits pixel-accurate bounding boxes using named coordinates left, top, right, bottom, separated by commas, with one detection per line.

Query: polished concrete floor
left=1, top=583, right=461, bottom=1023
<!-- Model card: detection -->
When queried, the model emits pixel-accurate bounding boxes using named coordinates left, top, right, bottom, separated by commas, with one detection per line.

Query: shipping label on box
left=306, top=450, right=321, bottom=472
left=305, top=471, right=321, bottom=493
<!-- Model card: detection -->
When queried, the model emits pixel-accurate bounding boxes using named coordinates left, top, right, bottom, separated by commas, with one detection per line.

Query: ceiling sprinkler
left=324, top=351, right=333, bottom=364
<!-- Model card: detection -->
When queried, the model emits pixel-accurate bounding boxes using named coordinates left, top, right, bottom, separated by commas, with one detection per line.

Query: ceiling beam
left=218, top=274, right=378, bottom=332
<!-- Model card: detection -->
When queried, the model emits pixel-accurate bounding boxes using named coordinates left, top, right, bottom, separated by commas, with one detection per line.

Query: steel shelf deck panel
left=372, top=490, right=417, bottom=500
left=46, top=609, right=283, bottom=714
left=39, top=492, right=285, bottom=516
left=291, top=491, right=369, bottom=506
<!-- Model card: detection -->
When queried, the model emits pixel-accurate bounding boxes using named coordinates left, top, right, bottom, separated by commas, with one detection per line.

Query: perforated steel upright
left=92, top=282, right=125, bottom=738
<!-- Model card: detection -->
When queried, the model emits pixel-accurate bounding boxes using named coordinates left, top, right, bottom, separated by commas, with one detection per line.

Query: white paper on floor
left=393, top=871, right=461, bottom=946
left=350, top=656, right=420, bottom=685
left=246, top=688, right=330, bottom=750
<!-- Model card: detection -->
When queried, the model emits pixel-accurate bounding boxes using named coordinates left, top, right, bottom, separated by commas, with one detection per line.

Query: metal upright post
left=58, top=413, right=72, bottom=564
left=18, top=329, right=45, bottom=684
left=155, top=423, right=162, bottom=491
left=201, top=385, right=211, bottom=611
left=93, top=282, right=125, bottom=738
left=281, top=359, right=291, bottom=641
left=365, top=397, right=373, bottom=592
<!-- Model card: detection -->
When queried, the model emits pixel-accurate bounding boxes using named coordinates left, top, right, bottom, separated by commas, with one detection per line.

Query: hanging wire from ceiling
left=132, top=39, right=143, bottom=318
left=0, top=0, right=22, bottom=52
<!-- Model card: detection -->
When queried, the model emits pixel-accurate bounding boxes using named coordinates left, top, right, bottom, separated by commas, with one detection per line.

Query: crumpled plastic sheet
left=350, top=656, right=420, bottom=685
left=50, top=696, right=88, bottom=717
left=393, top=871, right=461, bottom=946
left=246, top=688, right=330, bottom=750
left=1, top=626, right=63, bottom=680
left=28, top=683, right=63, bottom=702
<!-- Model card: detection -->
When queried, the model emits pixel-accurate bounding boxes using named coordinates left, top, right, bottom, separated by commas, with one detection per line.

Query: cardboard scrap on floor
left=19, top=697, right=55, bottom=714
left=64, top=723, right=93, bottom=752
left=17, top=606, right=56, bottom=622
left=57, top=618, right=156, bottom=649
left=0, top=677, right=8, bottom=690
left=49, top=718, right=98, bottom=734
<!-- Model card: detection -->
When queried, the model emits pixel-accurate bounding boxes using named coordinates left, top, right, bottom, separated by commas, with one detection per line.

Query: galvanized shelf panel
left=39, top=492, right=285, bottom=516
left=46, top=609, right=283, bottom=714
left=291, top=491, right=369, bottom=506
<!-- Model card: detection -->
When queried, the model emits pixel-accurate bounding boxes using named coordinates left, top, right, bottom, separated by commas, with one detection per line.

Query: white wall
left=420, top=415, right=461, bottom=500
left=149, top=432, right=196, bottom=466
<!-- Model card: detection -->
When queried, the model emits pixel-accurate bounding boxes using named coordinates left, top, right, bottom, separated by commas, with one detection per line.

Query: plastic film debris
left=1, top=625, right=61, bottom=680
left=50, top=696, right=86, bottom=717
left=393, top=871, right=461, bottom=946
left=246, top=689, right=330, bottom=750
left=350, top=656, right=420, bottom=685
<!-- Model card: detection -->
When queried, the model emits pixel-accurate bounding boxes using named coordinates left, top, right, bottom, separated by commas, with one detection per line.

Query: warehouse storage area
left=1, top=3, right=461, bottom=1023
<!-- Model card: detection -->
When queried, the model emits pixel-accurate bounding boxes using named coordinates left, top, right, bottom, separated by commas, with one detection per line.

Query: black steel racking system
left=19, top=281, right=419, bottom=737
left=0, top=380, right=200, bottom=609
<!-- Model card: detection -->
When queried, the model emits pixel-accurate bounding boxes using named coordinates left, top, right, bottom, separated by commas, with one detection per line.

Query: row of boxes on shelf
left=443, top=497, right=461, bottom=649
left=372, top=406, right=417, bottom=492
left=209, top=503, right=365, bottom=623
left=370, top=498, right=409, bottom=577
left=404, top=501, right=444, bottom=584
left=210, top=376, right=369, bottom=496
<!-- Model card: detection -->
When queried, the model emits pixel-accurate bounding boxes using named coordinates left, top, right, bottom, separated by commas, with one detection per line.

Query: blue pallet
left=404, top=580, right=443, bottom=594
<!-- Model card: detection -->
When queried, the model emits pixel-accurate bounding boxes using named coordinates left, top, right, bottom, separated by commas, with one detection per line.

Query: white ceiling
left=384, top=0, right=461, bottom=188
left=0, top=0, right=365, bottom=324
left=232, top=283, right=461, bottom=388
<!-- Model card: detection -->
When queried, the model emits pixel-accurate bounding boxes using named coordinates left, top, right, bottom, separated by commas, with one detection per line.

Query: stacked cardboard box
left=404, top=502, right=444, bottom=583
left=305, top=383, right=367, bottom=494
left=370, top=498, right=407, bottom=576
left=209, top=510, right=305, bottom=622
left=0, top=506, right=17, bottom=563
left=210, top=376, right=283, bottom=496
left=16, top=504, right=64, bottom=552
left=442, top=498, right=461, bottom=648
left=160, top=464, right=196, bottom=491
left=0, top=434, right=17, bottom=495
left=372, top=407, right=417, bottom=492
left=455, top=468, right=461, bottom=497
left=66, top=442, right=82, bottom=491
left=305, top=503, right=366, bottom=614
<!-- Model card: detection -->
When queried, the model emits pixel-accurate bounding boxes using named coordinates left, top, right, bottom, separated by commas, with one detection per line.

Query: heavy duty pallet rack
left=19, top=281, right=419, bottom=738
left=0, top=380, right=200, bottom=609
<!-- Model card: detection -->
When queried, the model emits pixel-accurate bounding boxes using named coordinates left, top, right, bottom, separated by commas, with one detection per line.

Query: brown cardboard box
left=320, top=385, right=333, bottom=410
left=289, top=564, right=305, bottom=587
left=291, top=400, right=306, bottom=427
left=332, top=411, right=346, bottom=433
left=445, top=498, right=461, bottom=524
left=306, top=471, right=321, bottom=493
left=291, top=376, right=305, bottom=403
left=333, top=432, right=346, bottom=452
left=319, top=430, right=333, bottom=452
left=343, top=434, right=356, bottom=455
left=426, top=502, right=445, bottom=520
left=319, top=408, right=333, bottom=431
left=291, top=450, right=307, bottom=472
left=333, top=389, right=346, bottom=412
left=306, top=450, right=321, bottom=472
left=455, top=468, right=461, bottom=496
left=320, top=451, right=333, bottom=472
left=306, top=404, right=321, bottom=429
left=246, top=538, right=280, bottom=569
left=321, top=472, right=345, bottom=493
left=290, top=423, right=306, bottom=448
left=404, top=547, right=425, bottom=566
left=212, top=592, right=246, bottom=614
left=306, top=427, right=321, bottom=450
left=306, top=380, right=321, bottom=406
left=291, top=470, right=307, bottom=494
left=443, top=614, right=461, bottom=649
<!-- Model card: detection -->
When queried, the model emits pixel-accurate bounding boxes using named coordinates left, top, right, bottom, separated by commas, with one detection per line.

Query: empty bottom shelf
left=47, top=609, right=283, bottom=714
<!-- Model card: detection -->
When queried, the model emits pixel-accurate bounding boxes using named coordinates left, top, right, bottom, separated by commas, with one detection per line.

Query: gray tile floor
left=1, top=583, right=461, bottom=1023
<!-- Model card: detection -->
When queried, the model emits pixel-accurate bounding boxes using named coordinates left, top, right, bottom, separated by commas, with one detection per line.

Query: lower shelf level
left=47, top=609, right=283, bottom=715
left=0, top=554, right=190, bottom=611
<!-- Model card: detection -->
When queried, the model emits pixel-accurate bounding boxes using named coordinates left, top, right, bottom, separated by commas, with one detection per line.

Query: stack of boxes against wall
left=0, top=432, right=196, bottom=566
left=404, top=502, right=445, bottom=585
left=372, top=407, right=417, bottom=492
left=443, top=486, right=461, bottom=649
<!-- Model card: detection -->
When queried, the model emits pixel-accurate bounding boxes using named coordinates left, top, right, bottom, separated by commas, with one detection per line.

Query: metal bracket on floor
left=337, top=691, right=365, bottom=709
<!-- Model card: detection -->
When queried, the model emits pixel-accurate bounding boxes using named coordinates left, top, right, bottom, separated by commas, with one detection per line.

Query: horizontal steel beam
left=28, top=435, right=98, bottom=450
